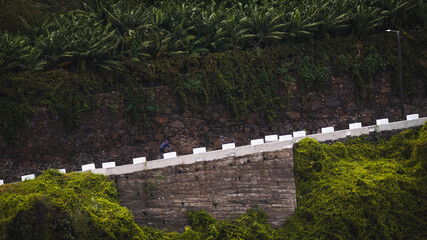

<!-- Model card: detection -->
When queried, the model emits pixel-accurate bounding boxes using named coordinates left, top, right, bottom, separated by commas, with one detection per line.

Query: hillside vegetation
left=1, top=123, right=426, bottom=239
left=1, top=0, right=426, bottom=142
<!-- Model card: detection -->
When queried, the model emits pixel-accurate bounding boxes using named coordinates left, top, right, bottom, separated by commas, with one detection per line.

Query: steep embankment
left=0, top=123, right=425, bottom=239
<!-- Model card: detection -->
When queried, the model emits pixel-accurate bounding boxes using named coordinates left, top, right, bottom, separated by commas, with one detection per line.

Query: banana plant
left=373, top=0, right=417, bottom=27
left=21, top=46, right=47, bottom=73
left=285, top=6, right=321, bottom=42
left=314, top=1, right=352, bottom=38
left=214, top=6, right=248, bottom=51
left=0, top=32, right=31, bottom=73
left=190, top=2, right=226, bottom=53
left=102, top=0, right=152, bottom=61
left=239, top=3, right=287, bottom=48
left=351, top=3, right=384, bottom=38
left=37, top=10, right=121, bottom=71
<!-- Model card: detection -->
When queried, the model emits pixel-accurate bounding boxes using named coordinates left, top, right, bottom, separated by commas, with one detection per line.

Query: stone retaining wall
left=110, top=149, right=296, bottom=232
left=0, top=73, right=426, bottom=182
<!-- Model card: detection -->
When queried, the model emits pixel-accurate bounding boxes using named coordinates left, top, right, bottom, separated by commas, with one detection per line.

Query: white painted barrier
left=265, top=135, right=278, bottom=142
left=84, top=116, right=426, bottom=176
left=222, top=143, right=235, bottom=150
left=58, top=169, right=66, bottom=174
left=102, top=162, right=116, bottom=168
left=193, top=147, right=207, bottom=154
left=0, top=180, right=3, bottom=185
left=321, top=127, right=334, bottom=134
left=293, top=131, right=306, bottom=138
left=133, top=157, right=146, bottom=164
left=349, top=122, right=362, bottom=129
left=406, top=114, right=419, bottom=120
left=279, top=135, right=292, bottom=141
left=376, top=118, right=389, bottom=125
left=82, top=163, right=95, bottom=171
left=251, top=139, right=264, bottom=145
left=9, top=115, right=425, bottom=180
left=21, top=174, right=35, bottom=181
left=163, top=152, right=177, bottom=159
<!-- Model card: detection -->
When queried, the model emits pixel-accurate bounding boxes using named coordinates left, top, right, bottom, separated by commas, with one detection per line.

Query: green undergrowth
left=0, top=70, right=99, bottom=143
left=1, top=124, right=426, bottom=239
left=0, top=170, right=149, bottom=240
left=278, top=123, right=427, bottom=239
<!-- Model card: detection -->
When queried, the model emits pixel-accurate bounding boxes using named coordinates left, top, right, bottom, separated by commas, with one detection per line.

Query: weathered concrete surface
left=110, top=149, right=296, bottom=232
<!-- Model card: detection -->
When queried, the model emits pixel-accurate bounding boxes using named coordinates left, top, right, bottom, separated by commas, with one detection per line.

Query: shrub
left=279, top=123, right=427, bottom=239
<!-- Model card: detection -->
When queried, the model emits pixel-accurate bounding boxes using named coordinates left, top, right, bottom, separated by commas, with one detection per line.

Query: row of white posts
left=0, top=114, right=424, bottom=185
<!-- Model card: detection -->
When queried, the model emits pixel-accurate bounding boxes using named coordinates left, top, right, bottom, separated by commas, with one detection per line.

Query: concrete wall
left=109, top=149, right=296, bottom=231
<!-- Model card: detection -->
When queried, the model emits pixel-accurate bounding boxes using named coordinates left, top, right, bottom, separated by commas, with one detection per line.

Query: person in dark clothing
left=159, top=139, right=171, bottom=154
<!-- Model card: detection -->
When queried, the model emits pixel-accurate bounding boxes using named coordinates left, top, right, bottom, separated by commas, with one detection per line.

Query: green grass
left=1, top=123, right=426, bottom=239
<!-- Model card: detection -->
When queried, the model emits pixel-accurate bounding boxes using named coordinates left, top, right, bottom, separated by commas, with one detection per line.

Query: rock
left=212, top=138, right=222, bottom=150
left=119, top=147, right=129, bottom=155
left=170, top=120, right=185, bottom=128
left=379, top=95, right=388, bottom=106
left=109, top=147, right=119, bottom=156
left=96, top=134, right=105, bottom=143
left=135, top=135, right=146, bottom=142
left=326, top=97, right=341, bottom=108
left=311, top=101, right=322, bottom=111
left=182, top=111, right=192, bottom=118
left=236, top=132, right=245, bottom=140
left=332, top=76, right=344, bottom=84
left=346, top=101, right=356, bottom=111
left=219, top=117, right=228, bottom=123
left=288, top=112, right=301, bottom=119
left=22, top=161, right=31, bottom=167
left=380, top=86, right=391, bottom=94
left=120, top=134, right=130, bottom=145
left=130, top=126, right=138, bottom=135
left=154, top=133, right=164, bottom=141
left=363, top=116, right=372, bottom=125
left=155, top=115, right=168, bottom=124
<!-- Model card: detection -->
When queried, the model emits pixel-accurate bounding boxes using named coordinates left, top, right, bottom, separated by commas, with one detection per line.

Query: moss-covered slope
left=279, top=123, right=427, bottom=239
left=0, top=170, right=150, bottom=240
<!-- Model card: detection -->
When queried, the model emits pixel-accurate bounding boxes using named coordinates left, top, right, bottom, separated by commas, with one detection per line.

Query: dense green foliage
left=0, top=170, right=149, bottom=239
left=0, top=70, right=98, bottom=142
left=278, top=124, right=427, bottom=239
left=1, top=124, right=426, bottom=239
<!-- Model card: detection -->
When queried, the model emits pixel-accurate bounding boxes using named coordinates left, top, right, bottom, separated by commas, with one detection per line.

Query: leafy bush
left=0, top=69, right=98, bottom=142
left=121, top=87, right=163, bottom=126
left=336, top=53, right=386, bottom=99
left=297, top=56, right=330, bottom=89
left=279, top=123, right=427, bottom=239
left=0, top=170, right=150, bottom=240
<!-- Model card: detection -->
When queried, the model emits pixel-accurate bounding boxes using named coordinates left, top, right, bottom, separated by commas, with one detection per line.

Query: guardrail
left=1, top=114, right=425, bottom=185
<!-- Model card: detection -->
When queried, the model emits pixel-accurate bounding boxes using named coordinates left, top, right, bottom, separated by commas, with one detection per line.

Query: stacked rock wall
left=0, top=73, right=426, bottom=182
left=111, top=149, right=295, bottom=231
